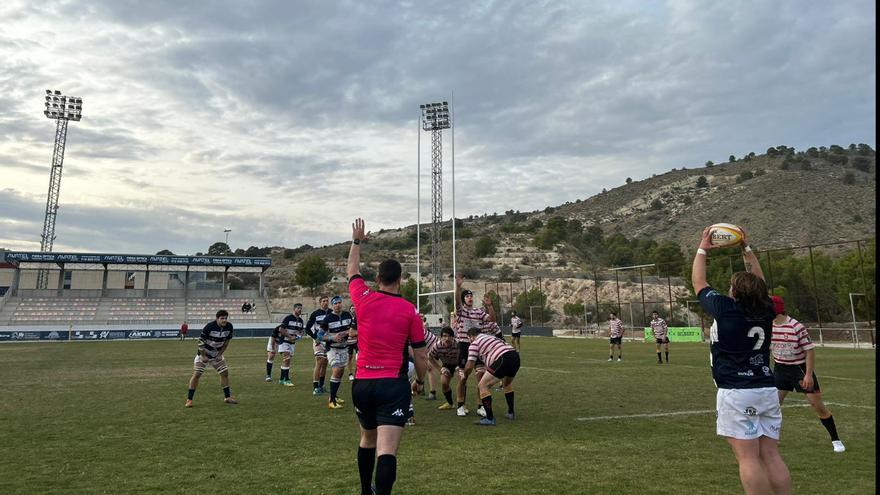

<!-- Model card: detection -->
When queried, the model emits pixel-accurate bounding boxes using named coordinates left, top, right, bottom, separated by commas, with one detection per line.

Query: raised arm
left=454, top=273, right=463, bottom=315
left=347, top=218, right=367, bottom=279
left=691, top=227, right=716, bottom=295
left=739, top=228, right=765, bottom=281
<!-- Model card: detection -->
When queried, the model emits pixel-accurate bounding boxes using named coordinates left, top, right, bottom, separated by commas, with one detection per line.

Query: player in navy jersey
left=347, top=305, right=359, bottom=381
left=692, top=226, right=790, bottom=495
left=305, top=296, right=331, bottom=395
left=185, top=310, right=237, bottom=407
left=269, top=303, right=304, bottom=386
left=318, top=295, right=355, bottom=408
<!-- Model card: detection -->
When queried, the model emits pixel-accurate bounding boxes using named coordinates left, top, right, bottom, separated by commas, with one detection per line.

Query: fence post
left=593, top=269, right=601, bottom=327
left=818, top=326, right=824, bottom=347
left=615, top=270, right=621, bottom=316
left=808, top=246, right=823, bottom=331
left=855, top=240, right=875, bottom=332
left=639, top=266, right=646, bottom=331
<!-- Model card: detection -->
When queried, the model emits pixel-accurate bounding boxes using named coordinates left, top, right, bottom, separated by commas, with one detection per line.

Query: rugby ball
left=708, top=223, right=744, bottom=247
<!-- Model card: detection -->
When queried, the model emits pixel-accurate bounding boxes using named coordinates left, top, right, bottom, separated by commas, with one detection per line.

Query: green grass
left=0, top=338, right=874, bottom=494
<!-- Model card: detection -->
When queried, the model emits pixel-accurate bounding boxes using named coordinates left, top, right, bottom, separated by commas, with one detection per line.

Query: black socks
left=357, top=447, right=376, bottom=495
left=821, top=415, right=840, bottom=441
left=375, top=455, right=397, bottom=495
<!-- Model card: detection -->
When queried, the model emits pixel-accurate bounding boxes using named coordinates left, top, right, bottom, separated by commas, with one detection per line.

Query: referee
left=347, top=218, right=428, bottom=495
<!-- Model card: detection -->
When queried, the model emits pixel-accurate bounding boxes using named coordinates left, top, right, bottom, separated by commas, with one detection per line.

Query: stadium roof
left=1, top=251, right=271, bottom=273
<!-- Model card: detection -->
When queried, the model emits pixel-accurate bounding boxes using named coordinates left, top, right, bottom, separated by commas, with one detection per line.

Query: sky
left=0, top=0, right=875, bottom=255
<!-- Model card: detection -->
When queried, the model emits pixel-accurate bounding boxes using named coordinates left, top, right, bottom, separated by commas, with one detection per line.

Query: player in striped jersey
left=318, top=295, right=354, bottom=409
left=305, top=296, right=331, bottom=395
left=185, top=310, right=237, bottom=407
left=771, top=296, right=845, bottom=453
left=420, top=315, right=439, bottom=400
left=429, top=327, right=460, bottom=409
left=463, top=327, right=520, bottom=425
left=347, top=305, right=358, bottom=381
left=650, top=311, right=670, bottom=364
left=607, top=312, right=624, bottom=362
left=453, top=273, right=496, bottom=416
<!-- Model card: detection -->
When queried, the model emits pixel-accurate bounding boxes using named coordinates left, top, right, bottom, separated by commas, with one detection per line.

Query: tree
left=650, top=198, right=664, bottom=210
left=513, top=288, right=553, bottom=325
left=294, top=255, right=333, bottom=294
left=852, top=157, right=871, bottom=173
left=625, top=177, right=632, bottom=184
left=563, top=302, right=586, bottom=318
left=705, top=160, right=714, bottom=167
left=400, top=279, right=432, bottom=313
left=735, top=170, right=754, bottom=184
left=843, top=172, right=856, bottom=185
left=207, top=242, right=232, bottom=256
left=696, top=176, right=709, bottom=188
left=728, top=155, right=736, bottom=162
left=155, top=249, right=174, bottom=255
left=474, top=236, right=498, bottom=257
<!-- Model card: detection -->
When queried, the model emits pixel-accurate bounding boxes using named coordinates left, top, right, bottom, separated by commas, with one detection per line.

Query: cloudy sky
left=0, top=0, right=875, bottom=255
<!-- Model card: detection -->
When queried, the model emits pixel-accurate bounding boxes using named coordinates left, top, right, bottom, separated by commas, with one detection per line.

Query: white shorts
left=327, top=347, right=349, bottom=369
left=716, top=387, right=782, bottom=440
left=266, top=338, right=295, bottom=354
left=193, top=354, right=228, bottom=374
left=313, top=341, right=327, bottom=359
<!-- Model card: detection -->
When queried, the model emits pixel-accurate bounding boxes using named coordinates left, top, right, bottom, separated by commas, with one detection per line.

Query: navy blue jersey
left=281, top=314, right=305, bottom=344
left=320, top=311, right=354, bottom=350
left=305, top=308, right=332, bottom=340
left=699, top=286, right=775, bottom=389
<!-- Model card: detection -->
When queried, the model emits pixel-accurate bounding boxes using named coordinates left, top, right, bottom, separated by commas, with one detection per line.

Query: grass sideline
left=0, top=337, right=874, bottom=494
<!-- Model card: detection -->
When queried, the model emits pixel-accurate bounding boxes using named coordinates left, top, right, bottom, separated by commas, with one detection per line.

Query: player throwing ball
left=692, top=226, right=790, bottom=495
left=462, top=327, right=520, bottom=425
left=185, top=310, right=237, bottom=407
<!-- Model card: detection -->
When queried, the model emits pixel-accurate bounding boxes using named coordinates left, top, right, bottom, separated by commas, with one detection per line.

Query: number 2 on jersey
left=747, top=327, right=765, bottom=350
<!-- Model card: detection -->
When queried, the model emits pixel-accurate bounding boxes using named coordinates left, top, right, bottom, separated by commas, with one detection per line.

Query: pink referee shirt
left=349, top=275, right=425, bottom=379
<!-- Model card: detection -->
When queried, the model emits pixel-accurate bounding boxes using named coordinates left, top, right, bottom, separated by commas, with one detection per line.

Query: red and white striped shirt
left=429, top=339, right=459, bottom=367
left=608, top=318, right=625, bottom=338
left=771, top=316, right=815, bottom=365
left=480, top=321, right=503, bottom=338
left=467, top=333, right=515, bottom=366
left=455, top=306, right=489, bottom=342
left=650, top=317, right=668, bottom=339
left=422, top=325, right=439, bottom=349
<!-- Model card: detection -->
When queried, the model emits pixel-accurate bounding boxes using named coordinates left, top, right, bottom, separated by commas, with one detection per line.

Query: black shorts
left=348, top=343, right=358, bottom=354
left=655, top=337, right=669, bottom=344
left=351, top=377, right=411, bottom=429
left=457, top=341, right=470, bottom=368
left=487, top=351, right=520, bottom=379
left=609, top=337, right=622, bottom=345
left=511, top=332, right=521, bottom=338
left=774, top=363, right=821, bottom=393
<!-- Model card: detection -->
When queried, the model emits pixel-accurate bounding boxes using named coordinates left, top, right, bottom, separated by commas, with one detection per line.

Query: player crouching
left=462, top=327, right=520, bottom=425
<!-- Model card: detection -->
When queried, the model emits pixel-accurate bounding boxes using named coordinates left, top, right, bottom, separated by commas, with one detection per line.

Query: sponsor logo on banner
left=0, top=332, right=12, bottom=340
left=160, top=331, right=180, bottom=338
left=48, top=331, right=60, bottom=339
left=128, top=330, right=154, bottom=339
left=100, top=331, right=110, bottom=339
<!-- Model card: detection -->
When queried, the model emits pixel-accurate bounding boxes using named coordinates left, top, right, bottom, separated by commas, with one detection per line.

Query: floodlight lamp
left=54, top=90, right=61, bottom=95
left=46, top=89, right=52, bottom=95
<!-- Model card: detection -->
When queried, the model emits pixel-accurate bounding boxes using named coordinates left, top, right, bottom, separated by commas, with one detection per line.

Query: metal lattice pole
left=430, top=128, right=443, bottom=310
left=37, top=90, right=82, bottom=289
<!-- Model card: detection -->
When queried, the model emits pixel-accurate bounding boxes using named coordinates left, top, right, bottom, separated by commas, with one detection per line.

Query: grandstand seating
left=0, top=296, right=270, bottom=326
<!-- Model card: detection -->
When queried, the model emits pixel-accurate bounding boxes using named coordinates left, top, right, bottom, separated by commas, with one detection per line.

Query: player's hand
left=352, top=218, right=368, bottom=242
left=334, top=332, right=346, bottom=343
left=699, top=227, right=717, bottom=251
left=455, top=273, right=463, bottom=287
left=739, top=226, right=750, bottom=248
left=799, top=375, right=814, bottom=392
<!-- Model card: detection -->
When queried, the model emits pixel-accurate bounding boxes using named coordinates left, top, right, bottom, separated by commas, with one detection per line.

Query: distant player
left=265, top=324, right=284, bottom=382
left=509, top=311, right=523, bottom=351
left=347, top=304, right=359, bottom=381
left=453, top=273, right=496, bottom=417
left=771, top=296, right=845, bottom=453
left=178, top=321, right=188, bottom=341
left=429, top=327, right=460, bottom=409
left=463, top=327, right=520, bottom=425
left=319, top=295, right=354, bottom=409
left=305, top=296, right=331, bottom=395
left=269, top=303, right=304, bottom=385
left=650, top=311, right=670, bottom=364
left=185, top=310, right=237, bottom=407
left=608, top=312, right=624, bottom=362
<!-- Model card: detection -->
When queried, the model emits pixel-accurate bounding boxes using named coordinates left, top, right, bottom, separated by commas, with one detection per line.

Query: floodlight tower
left=420, top=101, right=451, bottom=309
left=37, top=89, right=83, bottom=289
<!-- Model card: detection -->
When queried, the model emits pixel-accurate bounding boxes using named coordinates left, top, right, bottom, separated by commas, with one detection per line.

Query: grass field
left=0, top=337, right=874, bottom=494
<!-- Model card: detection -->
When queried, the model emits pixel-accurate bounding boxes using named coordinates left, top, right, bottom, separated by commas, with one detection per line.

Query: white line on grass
left=576, top=401, right=875, bottom=422
left=821, top=375, right=875, bottom=383
left=521, top=366, right=572, bottom=373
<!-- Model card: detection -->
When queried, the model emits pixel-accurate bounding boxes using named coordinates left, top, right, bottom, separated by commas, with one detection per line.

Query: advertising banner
left=643, top=326, right=704, bottom=342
